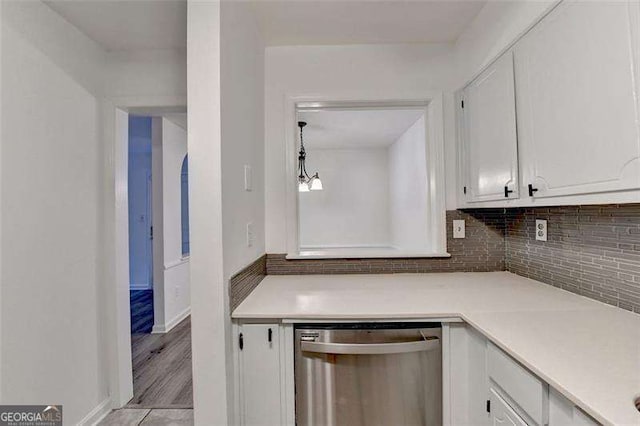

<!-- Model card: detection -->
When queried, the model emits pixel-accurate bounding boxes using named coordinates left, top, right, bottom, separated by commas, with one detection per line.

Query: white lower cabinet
left=489, top=388, right=528, bottom=426
left=236, top=322, right=600, bottom=426
left=487, top=342, right=548, bottom=425
left=549, top=388, right=600, bottom=426
left=237, top=323, right=285, bottom=426
left=448, top=324, right=600, bottom=426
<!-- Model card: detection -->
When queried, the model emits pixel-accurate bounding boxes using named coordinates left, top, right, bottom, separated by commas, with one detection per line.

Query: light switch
left=535, top=219, right=547, bottom=241
left=453, top=220, right=465, bottom=239
left=244, top=165, right=252, bottom=191
left=246, top=222, right=254, bottom=247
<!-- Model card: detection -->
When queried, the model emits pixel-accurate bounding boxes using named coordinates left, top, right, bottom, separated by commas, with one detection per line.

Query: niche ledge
left=287, top=247, right=451, bottom=260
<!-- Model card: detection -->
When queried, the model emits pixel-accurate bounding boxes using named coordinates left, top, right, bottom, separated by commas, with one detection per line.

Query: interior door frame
left=103, top=96, right=187, bottom=409
left=146, top=171, right=154, bottom=287
left=283, top=90, right=447, bottom=260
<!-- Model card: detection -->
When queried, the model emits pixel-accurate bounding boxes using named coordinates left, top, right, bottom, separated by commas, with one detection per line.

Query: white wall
left=160, top=118, right=190, bottom=328
left=105, top=48, right=187, bottom=103
left=0, top=0, right=191, bottom=419
left=389, top=115, right=429, bottom=250
left=151, top=118, right=190, bottom=333
left=299, top=148, right=390, bottom=248
left=221, top=3, right=266, bottom=278
left=264, top=44, right=455, bottom=253
left=1, top=1, right=108, bottom=423
left=453, top=1, right=556, bottom=86
left=161, top=119, right=188, bottom=266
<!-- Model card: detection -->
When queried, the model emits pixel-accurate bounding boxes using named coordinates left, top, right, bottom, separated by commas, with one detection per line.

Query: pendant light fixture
left=297, top=121, right=323, bottom=192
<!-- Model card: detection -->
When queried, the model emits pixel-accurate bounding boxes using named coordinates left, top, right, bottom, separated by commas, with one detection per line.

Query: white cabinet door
left=549, top=388, right=600, bottom=426
left=489, top=388, right=529, bottom=426
left=514, top=1, right=640, bottom=199
left=239, top=324, right=282, bottom=426
left=463, top=51, right=520, bottom=202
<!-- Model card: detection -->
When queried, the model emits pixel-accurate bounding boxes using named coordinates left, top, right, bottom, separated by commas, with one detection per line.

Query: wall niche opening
left=291, top=102, right=448, bottom=259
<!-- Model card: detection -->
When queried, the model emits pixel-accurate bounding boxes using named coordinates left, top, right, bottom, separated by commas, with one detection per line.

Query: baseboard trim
left=77, top=397, right=111, bottom=426
left=151, top=306, right=191, bottom=334
left=129, top=283, right=152, bottom=291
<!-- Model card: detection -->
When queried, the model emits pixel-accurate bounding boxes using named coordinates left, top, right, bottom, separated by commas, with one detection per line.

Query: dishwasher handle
left=300, top=336, right=439, bottom=355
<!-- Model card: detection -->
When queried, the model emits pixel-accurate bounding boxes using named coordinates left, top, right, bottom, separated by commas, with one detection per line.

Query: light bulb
left=298, top=181, right=310, bottom=192
left=310, top=176, right=323, bottom=191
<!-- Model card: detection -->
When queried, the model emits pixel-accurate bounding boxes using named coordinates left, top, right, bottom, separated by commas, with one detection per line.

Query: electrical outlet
left=244, top=165, right=252, bottom=191
left=536, top=219, right=547, bottom=241
left=453, top=220, right=465, bottom=239
left=246, top=222, right=254, bottom=247
left=174, top=285, right=180, bottom=299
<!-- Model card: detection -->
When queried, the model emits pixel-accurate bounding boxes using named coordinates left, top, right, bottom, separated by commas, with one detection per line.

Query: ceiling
left=298, top=109, right=425, bottom=150
left=45, top=0, right=187, bottom=51
left=251, top=1, right=486, bottom=46
left=46, top=0, right=485, bottom=51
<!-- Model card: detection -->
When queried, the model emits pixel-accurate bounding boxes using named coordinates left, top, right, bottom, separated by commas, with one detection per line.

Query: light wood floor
left=99, top=408, right=193, bottom=426
left=127, top=316, right=193, bottom=408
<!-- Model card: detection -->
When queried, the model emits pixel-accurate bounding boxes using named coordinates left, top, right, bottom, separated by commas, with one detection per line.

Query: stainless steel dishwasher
left=294, top=323, right=442, bottom=426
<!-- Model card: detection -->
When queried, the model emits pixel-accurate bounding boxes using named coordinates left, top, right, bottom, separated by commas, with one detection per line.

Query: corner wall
left=1, top=2, right=108, bottom=423
left=160, top=118, right=190, bottom=330
left=187, top=1, right=267, bottom=424
left=151, top=117, right=191, bottom=333
left=389, top=115, right=428, bottom=250
left=186, top=1, right=228, bottom=423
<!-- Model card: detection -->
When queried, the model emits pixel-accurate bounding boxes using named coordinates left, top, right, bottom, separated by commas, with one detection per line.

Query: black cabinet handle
left=239, top=332, right=244, bottom=350
left=504, top=186, right=513, bottom=198
left=528, top=184, right=538, bottom=197
left=268, top=328, right=273, bottom=343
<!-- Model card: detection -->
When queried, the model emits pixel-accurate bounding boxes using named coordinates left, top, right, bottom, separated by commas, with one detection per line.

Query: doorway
left=125, top=112, right=193, bottom=409
left=128, top=116, right=154, bottom=334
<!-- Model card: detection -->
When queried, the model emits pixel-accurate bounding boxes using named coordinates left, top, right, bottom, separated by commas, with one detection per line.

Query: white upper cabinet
left=463, top=51, right=520, bottom=202
left=514, top=1, right=640, bottom=199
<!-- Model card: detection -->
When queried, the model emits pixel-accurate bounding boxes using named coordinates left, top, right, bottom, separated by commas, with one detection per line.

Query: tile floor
left=98, top=408, right=193, bottom=426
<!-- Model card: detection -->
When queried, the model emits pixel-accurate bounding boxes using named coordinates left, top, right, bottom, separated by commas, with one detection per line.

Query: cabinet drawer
left=487, top=343, right=547, bottom=425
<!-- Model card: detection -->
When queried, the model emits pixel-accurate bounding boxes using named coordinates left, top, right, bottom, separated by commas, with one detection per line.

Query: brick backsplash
left=229, top=255, right=266, bottom=310
left=503, top=204, right=640, bottom=313
left=266, top=210, right=506, bottom=275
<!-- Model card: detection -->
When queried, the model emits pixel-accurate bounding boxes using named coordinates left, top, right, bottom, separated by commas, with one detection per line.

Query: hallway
left=127, top=316, right=193, bottom=408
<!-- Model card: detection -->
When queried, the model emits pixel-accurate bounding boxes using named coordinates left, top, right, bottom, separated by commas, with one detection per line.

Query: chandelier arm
left=297, top=121, right=313, bottom=182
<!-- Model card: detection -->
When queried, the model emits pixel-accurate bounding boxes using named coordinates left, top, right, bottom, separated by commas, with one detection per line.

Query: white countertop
left=232, top=271, right=640, bottom=426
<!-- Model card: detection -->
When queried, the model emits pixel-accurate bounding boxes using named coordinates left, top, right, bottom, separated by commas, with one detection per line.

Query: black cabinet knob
left=268, top=328, right=273, bottom=343
left=528, top=184, right=539, bottom=197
